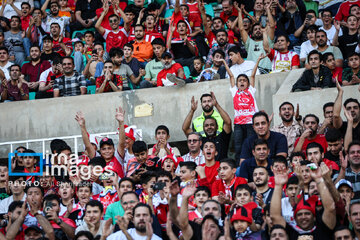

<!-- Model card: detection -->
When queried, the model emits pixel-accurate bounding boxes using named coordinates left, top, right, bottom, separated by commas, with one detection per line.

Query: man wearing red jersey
left=200, top=140, right=220, bottom=185
left=156, top=52, right=185, bottom=87
left=95, top=1, right=130, bottom=53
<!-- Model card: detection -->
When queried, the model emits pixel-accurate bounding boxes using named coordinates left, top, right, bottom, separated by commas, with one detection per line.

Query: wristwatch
left=34, top=210, right=42, bottom=216
left=57, top=218, right=63, bottom=225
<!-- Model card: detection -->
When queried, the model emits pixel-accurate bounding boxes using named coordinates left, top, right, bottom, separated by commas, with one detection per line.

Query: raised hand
left=336, top=79, right=343, bottom=92
left=334, top=20, right=340, bottom=31
left=234, top=1, right=241, bottom=12
left=339, top=151, right=348, bottom=170
left=319, top=162, right=332, bottom=180
left=116, top=216, right=129, bottom=231
left=67, top=198, right=74, bottom=214
left=115, top=106, right=125, bottom=123
left=274, top=167, right=288, bottom=186
left=344, top=106, right=353, bottom=122
left=102, top=219, right=114, bottom=238
left=191, top=96, right=198, bottom=111
left=169, top=180, right=180, bottom=197
left=146, top=221, right=153, bottom=238
left=75, top=111, right=86, bottom=127
left=182, top=181, right=197, bottom=198
left=210, top=91, right=217, bottom=106
left=309, top=164, right=322, bottom=180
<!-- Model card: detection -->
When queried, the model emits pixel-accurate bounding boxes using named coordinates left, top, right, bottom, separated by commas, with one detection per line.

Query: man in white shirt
left=181, top=132, right=205, bottom=166
left=0, top=176, right=26, bottom=214
left=227, top=46, right=259, bottom=78
left=106, top=203, right=162, bottom=240
left=319, top=10, right=342, bottom=45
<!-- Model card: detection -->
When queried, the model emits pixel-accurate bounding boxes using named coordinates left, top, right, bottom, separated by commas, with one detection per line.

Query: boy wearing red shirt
left=200, top=140, right=220, bottom=185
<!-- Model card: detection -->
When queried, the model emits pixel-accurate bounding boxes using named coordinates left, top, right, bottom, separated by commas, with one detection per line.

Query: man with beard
left=240, top=112, right=288, bottom=164
left=205, top=29, right=235, bottom=68
left=220, top=0, right=238, bottom=23
left=49, top=22, right=73, bottom=57
left=292, top=50, right=333, bottom=91
left=239, top=139, right=273, bottom=185
left=95, top=61, right=123, bottom=93
left=348, top=200, right=360, bottom=239
left=109, top=47, right=142, bottom=90
left=237, top=3, right=275, bottom=73
left=334, top=141, right=360, bottom=198
left=4, top=16, right=25, bottom=65
left=21, top=46, right=51, bottom=92
left=106, top=202, right=162, bottom=240
left=53, top=57, right=87, bottom=97
left=0, top=64, right=29, bottom=101
left=252, top=166, right=273, bottom=208
left=306, top=142, right=339, bottom=171
left=294, top=114, right=328, bottom=154
left=37, top=56, right=63, bottom=99
left=156, top=52, right=186, bottom=87
left=333, top=82, right=360, bottom=140
left=324, top=129, right=343, bottom=165
left=41, top=0, right=71, bottom=36
left=314, top=30, right=343, bottom=68
left=264, top=33, right=300, bottom=73
left=319, top=102, right=335, bottom=134
left=272, top=102, right=302, bottom=155
left=181, top=132, right=205, bottom=165
left=131, top=24, right=153, bottom=65
left=183, top=93, right=224, bottom=137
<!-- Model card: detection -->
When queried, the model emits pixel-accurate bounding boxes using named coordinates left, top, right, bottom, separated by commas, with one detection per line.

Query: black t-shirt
left=75, top=0, right=102, bottom=20
left=339, top=121, right=360, bottom=141
left=338, top=28, right=358, bottom=60
left=171, top=39, right=196, bottom=60
left=203, top=130, right=232, bottom=161
left=285, top=214, right=333, bottom=240
left=41, top=52, right=61, bottom=62
left=324, top=151, right=340, bottom=166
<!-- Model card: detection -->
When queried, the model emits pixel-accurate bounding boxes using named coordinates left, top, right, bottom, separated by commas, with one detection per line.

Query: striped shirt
left=54, top=72, right=87, bottom=97
left=333, top=168, right=360, bottom=199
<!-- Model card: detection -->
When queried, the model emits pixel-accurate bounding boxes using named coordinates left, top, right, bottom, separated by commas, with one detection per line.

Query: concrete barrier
left=0, top=71, right=289, bottom=157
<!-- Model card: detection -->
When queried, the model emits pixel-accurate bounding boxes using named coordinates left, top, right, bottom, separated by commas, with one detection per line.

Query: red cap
left=77, top=155, right=90, bottom=166
left=293, top=195, right=318, bottom=217
left=160, top=154, right=183, bottom=169
left=231, top=206, right=252, bottom=224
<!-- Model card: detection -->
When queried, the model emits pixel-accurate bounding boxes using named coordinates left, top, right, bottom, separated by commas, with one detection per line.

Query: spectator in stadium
left=240, top=112, right=288, bottom=163
left=142, top=38, right=167, bottom=88
left=322, top=52, right=343, bottom=86
left=335, top=179, right=354, bottom=215
left=171, top=0, right=201, bottom=38
left=42, top=0, right=71, bottom=36
left=49, top=22, right=73, bottom=57
left=333, top=15, right=359, bottom=62
left=53, top=57, right=87, bottom=97
left=71, top=0, right=101, bottom=32
left=319, top=10, right=342, bottom=44
left=318, top=102, right=335, bottom=134
left=227, top=46, right=260, bottom=77
left=122, top=43, right=145, bottom=84
left=334, top=141, right=360, bottom=197
left=182, top=93, right=224, bottom=137
left=131, top=24, right=153, bottom=64
left=294, top=10, right=318, bottom=43
left=196, top=49, right=224, bottom=81
left=306, top=142, right=339, bottom=171
left=252, top=166, right=273, bottom=207
left=348, top=200, right=360, bottom=239
left=95, top=61, right=123, bottom=93
left=315, top=29, right=343, bottom=67
left=280, top=175, right=299, bottom=227
left=0, top=47, right=11, bottom=81
left=199, top=140, right=220, bottom=184
left=4, top=16, right=26, bottom=65
left=156, top=51, right=185, bottom=87
left=75, top=200, right=112, bottom=238
left=181, top=132, right=205, bottom=165
left=239, top=139, right=272, bottom=185
left=324, top=129, right=343, bottom=165
left=149, top=125, right=181, bottom=158
left=188, top=186, right=211, bottom=222
left=0, top=176, right=26, bottom=214
left=220, top=0, right=238, bottom=23
left=292, top=50, right=333, bottom=91
left=205, top=29, right=235, bottom=68
left=95, top=2, right=130, bottom=53
left=141, top=13, right=164, bottom=42
left=271, top=163, right=336, bottom=239
left=299, top=25, right=318, bottom=64
left=264, top=33, right=300, bottom=72
left=335, top=0, right=360, bottom=22
left=21, top=45, right=51, bottom=92
left=333, top=225, right=354, bottom=240
left=37, top=56, right=62, bottom=99
left=26, top=8, right=44, bottom=48
left=40, top=35, right=61, bottom=62
left=0, top=64, right=29, bottom=102
left=333, top=82, right=360, bottom=140
left=84, top=43, right=105, bottom=80
left=0, top=30, right=14, bottom=63
left=341, top=52, right=360, bottom=86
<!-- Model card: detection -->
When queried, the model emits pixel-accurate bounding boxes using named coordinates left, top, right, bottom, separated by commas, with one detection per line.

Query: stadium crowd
left=0, top=0, right=359, bottom=239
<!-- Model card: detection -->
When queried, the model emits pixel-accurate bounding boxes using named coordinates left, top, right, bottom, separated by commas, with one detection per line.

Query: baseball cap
left=335, top=179, right=353, bottom=190
left=99, top=137, right=114, bottom=148
left=25, top=225, right=44, bottom=235
left=161, top=52, right=173, bottom=59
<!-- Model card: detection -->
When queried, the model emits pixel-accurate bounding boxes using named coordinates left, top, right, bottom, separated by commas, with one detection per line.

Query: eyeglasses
left=187, top=139, right=200, bottom=143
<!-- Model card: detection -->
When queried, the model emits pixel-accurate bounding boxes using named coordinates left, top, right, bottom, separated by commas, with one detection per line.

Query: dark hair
left=132, top=141, right=148, bottom=154
left=140, top=171, right=157, bottom=185
left=325, top=129, right=342, bottom=142
left=195, top=186, right=211, bottom=198
left=50, top=22, right=60, bottom=28
left=44, top=194, right=61, bottom=206
left=215, top=28, right=228, bottom=37
left=306, top=9, right=316, bottom=16
left=252, top=111, right=269, bottom=124
left=347, top=52, right=360, bottom=60
left=307, top=50, right=321, bottom=63
left=0, top=46, right=9, bottom=54
left=228, top=16, right=237, bottom=22
left=235, top=184, right=252, bottom=195
left=62, top=56, right=74, bottom=65
left=108, top=14, right=119, bottom=20
left=344, top=98, right=360, bottom=108
left=206, top=14, right=212, bottom=20
left=300, top=160, right=312, bottom=166
left=156, top=170, right=172, bottom=182
left=252, top=139, right=269, bottom=150
left=124, top=6, right=135, bottom=14
left=59, top=179, right=75, bottom=189
left=94, top=42, right=104, bottom=49
left=74, top=41, right=84, bottom=47
left=50, top=139, right=68, bottom=154
left=9, top=64, right=21, bottom=72
left=134, top=24, right=145, bottom=30
left=228, top=46, right=241, bottom=55
left=279, top=101, right=294, bottom=111
left=121, top=191, right=139, bottom=201
left=124, top=43, right=134, bottom=51
left=350, top=4, right=360, bottom=14
left=85, top=200, right=104, bottom=213
left=74, top=231, right=94, bottom=240
left=212, top=49, right=225, bottom=59
left=151, top=38, right=165, bottom=47
left=306, top=24, right=318, bottom=32
left=202, top=139, right=216, bottom=149
left=147, top=3, right=160, bottom=11
left=8, top=174, right=25, bottom=182
left=23, top=149, right=39, bottom=162
left=275, top=34, right=290, bottom=43
left=287, top=175, right=299, bottom=186
left=179, top=161, right=197, bottom=171
left=133, top=203, right=153, bottom=218
left=220, top=158, right=236, bottom=169
left=323, top=102, right=334, bottom=112
left=316, top=29, right=327, bottom=37
left=177, top=20, right=187, bottom=28
left=303, top=114, right=319, bottom=124
left=289, top=152, right=305, bottom=163
left=200, top=93, right=212, bottom=102
left=88, top=157, right=106, bottom=169
left=25, top=183, right=44, bottom=196
left=193, top=56, right=204, bottom=64
left=187, top=132, right=202, bottom=141
left=180, top=4, right=189, bottom=11
left=109, top=47, right=124, bottom=58
left=270, top=224, right=288, bottom=235
left=321, top=9, right=332, bottom=17
left=306, top=142, right=324, bottom=154
left=21, top=2, right=31, bottom=8
left=333, top=226, right=351, bottom=236
left=16, top=146, right=26, bottom=151
left=8, top=201, right=24, bottom=213
left=212, top=17, right=224, bottom=24
left=77, top=181, right=92, bottom=191
left=119, top=177, right=135, bottom=190
left=272, top=155, right=288, bottom=168
left=84, top=31, right=95, bottom=38
left=104, top=60, right=114, bottom=65
left=155, top=125, right=169, bottom=135
left=348, top=141, right=360, bottom=153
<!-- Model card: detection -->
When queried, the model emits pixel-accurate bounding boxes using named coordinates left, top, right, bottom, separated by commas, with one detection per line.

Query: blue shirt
left=237, top=157, right=274, bottom=182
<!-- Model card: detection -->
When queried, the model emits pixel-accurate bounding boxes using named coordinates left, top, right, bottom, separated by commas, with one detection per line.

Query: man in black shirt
left=40, top=35, right=61, bottom=62
left=271, top=164, right=336, bottom=240
left=325, top=129, right=343, bottom=166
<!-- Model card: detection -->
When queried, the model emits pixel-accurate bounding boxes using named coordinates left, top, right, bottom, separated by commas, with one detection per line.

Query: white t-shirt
left=300, top=40, right=317, bottom=60
left=226, top=60, right=259, bottom=78
left=0, top=194, right=26, bottom=214
left=230, top=85, right=258, bottom=125
left=319, top=25, right=343, bottom=45
left=45, top=15, right=71, bottom=36
left=0, top=61, right=13, bottom=81
left=281, top=197, right=296, bottom=227
left=107, top=228, right=162, bottom=240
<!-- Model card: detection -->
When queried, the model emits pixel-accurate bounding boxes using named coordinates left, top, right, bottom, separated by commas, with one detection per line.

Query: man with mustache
left=156, top=52, right=185, bottom=87
left=313, top=30, right=343, bottom=68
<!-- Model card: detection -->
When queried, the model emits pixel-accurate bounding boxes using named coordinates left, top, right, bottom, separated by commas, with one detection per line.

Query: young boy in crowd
left=200, top=140, right=220, bottom=185
left=149, top=125, right=181, bottom=158
left=281, top=175, right=299, bottom=227
left=190, top=56, right=204, bottom=80
left=188, top=186, right=211, bottom=222
left=73, top=40, right=86, bottom=74
left=139, top=171, right=157, bottom=204
left=212, top=158, right=247, bottom=207
left=126, top=140, right=156, bottom=177
left=342, top=52, right=360, bottom=86
left=67, top=181, right=92, bottom=227
left=228, top=205, right=262, bottom=240
left=58, top=179, right=76, bottom=217
left=159, top=154, right=183, bottom=180
left=196, top=49, right=225, bottom=81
